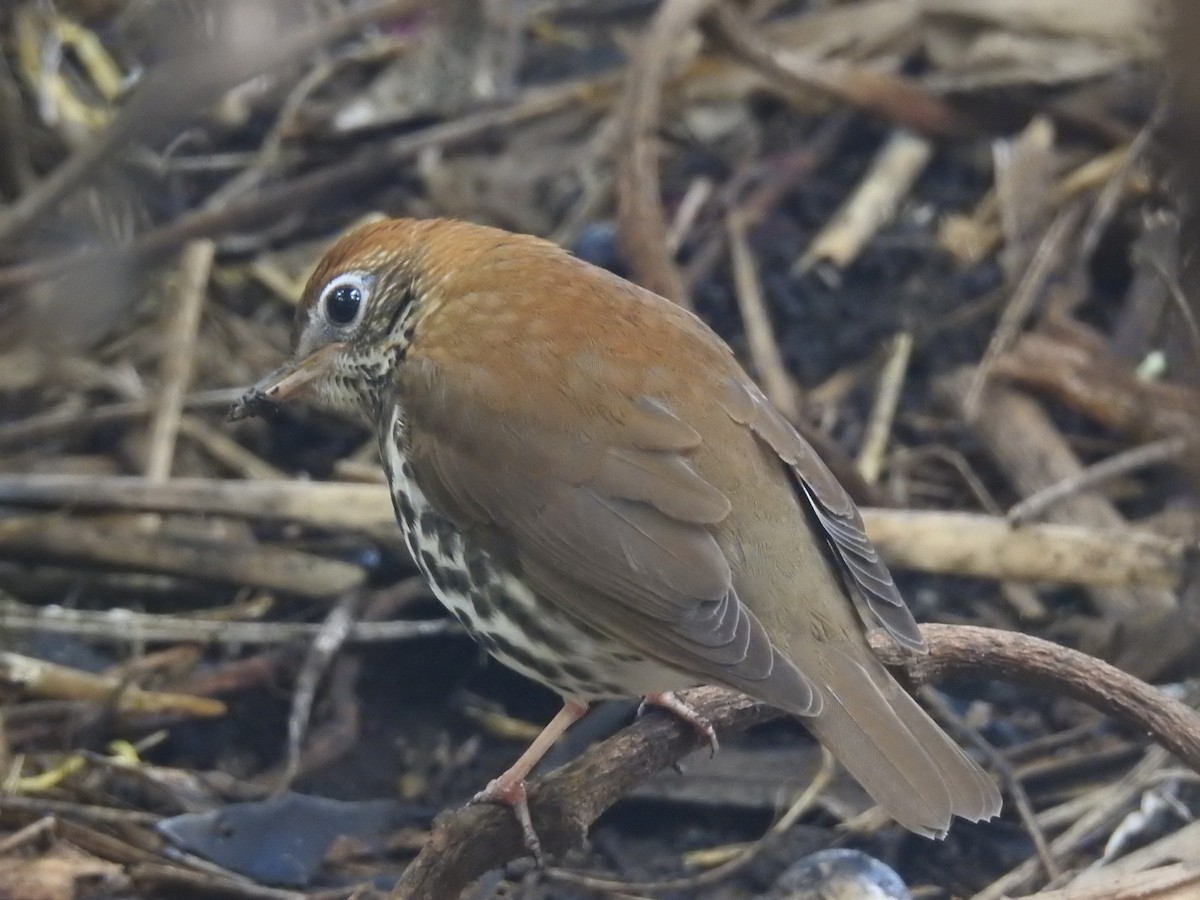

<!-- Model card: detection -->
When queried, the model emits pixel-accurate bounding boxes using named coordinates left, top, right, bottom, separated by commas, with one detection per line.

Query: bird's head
left=230, top=219, right=437, bottom=423
left=231, top=216, right=573, bottom=424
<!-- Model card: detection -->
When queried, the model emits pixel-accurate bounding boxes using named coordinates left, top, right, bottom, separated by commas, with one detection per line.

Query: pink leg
left=471, top=701, right=588, bottom=865
left=639, top=691, right=720, bottom=756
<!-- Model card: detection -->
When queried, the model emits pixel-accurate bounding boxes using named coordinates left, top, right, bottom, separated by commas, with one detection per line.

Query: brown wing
left=718, top=376, right=925, bottom=653
left=399, top=353, right=821, bottom=715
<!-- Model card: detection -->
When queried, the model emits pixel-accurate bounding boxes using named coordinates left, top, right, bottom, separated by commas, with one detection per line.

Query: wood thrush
left=232, top=218, right=1001, bottom=860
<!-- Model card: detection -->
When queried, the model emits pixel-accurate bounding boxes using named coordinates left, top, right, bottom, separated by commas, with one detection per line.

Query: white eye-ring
left=319, top=273, right=371, bottom=329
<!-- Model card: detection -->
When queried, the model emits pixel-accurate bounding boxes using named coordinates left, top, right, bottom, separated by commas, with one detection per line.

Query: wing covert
left=399, top=355, right=820, bottom=713
left=718, top=376, right=925, bottom=653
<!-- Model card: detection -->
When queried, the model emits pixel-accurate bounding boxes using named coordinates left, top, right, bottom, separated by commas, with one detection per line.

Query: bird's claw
left=638, top=691, right=720, bottom=758
left=470, top=776, right=545, bottom=868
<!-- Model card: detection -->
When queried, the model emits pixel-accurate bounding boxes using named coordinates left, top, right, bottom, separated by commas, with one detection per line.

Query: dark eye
left=325, top=283, right=361, bottom=325
left=318, top=273, right=370, bottom=328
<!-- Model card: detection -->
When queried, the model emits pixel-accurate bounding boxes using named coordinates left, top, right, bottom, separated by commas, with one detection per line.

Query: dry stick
left=796, top=130, right=934, bottom=273
left=389, top=624, right=1200, bottom=900
left=1067, top=819, right=1200, bottom=889
left=994, top=117, right=1057, bottom=281
left=0, top=79, right=597, bottom=294
left=683, top=114, right=851, bottom=294
left=973, top=747, right=1173, bottom=900
left=0, top=476, right=1191, bottom=591
left=859, top=509, right=1188, bottom=590
left=1022, top=864, right=1200, bottom=900
left=726, top=207, right=800, bottom=420
left=0, top=795, right=159, bottom=829
left=200, top=47, right=354, bottom=213
left=0, top=516, right=364, bottom=598
left=0, top=388, right=240, bottom=448
left=857, top=331, right=913, bottom=484
left=280, top=590, right=366, bottom=791
left=666, top=177, right=714, bottom=254
left=896, top=444, right=1049, bottom=622
left=941, top=145, right=1138, bottom=285
left=963, top=203, right=1084, bottom=419
left=0, top=0, right=419, bottom=245
left=701, top=5, right=974, bottom=138
left=936, top=369, right=1177, bottom=617
left=176, top=414, right=289, bottom=480
left=130, top=864, right=305, bottom=900
left=993, top=327, right=1200, bottom=447
left=144, top=240, right=214, bottom=482
left=0, top=476, right=401, bottom=536
left=0, top=651, right=224, bottom=719
left=1078, top=110, right=1161, bottom=265
left=1008, top=435, right=1193, bottom=526
left=0, top=595, right=455, bottom=645
left=614, top=0, right=717, bottom=307
left=0, top=818, right=57, bottom=857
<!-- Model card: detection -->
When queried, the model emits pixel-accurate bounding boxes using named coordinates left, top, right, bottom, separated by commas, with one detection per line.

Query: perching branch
left=389, top=624, right=1200, bottom=900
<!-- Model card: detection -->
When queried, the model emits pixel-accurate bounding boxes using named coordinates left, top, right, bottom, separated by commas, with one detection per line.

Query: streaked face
left=230, top=229, right=420, bottom=422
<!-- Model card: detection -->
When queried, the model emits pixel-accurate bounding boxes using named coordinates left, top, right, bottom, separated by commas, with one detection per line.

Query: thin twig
left=0, top=1, right=420, bottom=244
left=666, top=177, right=714, bottom=254
left=1008, top=436, right=1193, bottom=525
left=0, top=79, right=605, bottom=293
left=0, top=817, right=57, bottom=856
left=963, top=202, right=1084, bottom=419
left=1079, top=111, right=1161, bottom=262
left=727, top=206, right=800, bottom=420
left=614, top=0, right=717, bottom=306
left=937, top=368, right=1178, bottom=617
left=701, top=5, right=974, bottom=138
left=279, top=590, right=366, bottom=790
left=0, top=389, right=241, bottom=449
left=176, top=415, right=289, bottom=480
left=972, top=747, right=1173, bottom=900
left=0, top=595, right=454, bottom=645
left=144, top=240, right=214, bottom=482
left=920, top=688, right=1060, bottom=882
left=857, top=331, right=913, bottom=484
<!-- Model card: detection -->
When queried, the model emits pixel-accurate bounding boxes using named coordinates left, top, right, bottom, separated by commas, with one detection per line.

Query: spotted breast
left=381, top=409, right=691, bottom=703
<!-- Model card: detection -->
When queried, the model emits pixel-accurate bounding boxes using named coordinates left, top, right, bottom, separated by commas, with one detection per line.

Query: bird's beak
left=228, top=342, right=345, bottom=421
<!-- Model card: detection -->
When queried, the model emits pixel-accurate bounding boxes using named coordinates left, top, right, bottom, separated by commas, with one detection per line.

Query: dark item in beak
left=228, top=343, right=344, bottom=421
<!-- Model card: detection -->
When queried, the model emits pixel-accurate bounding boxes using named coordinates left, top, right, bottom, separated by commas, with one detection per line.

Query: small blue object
left=157, top=792, right=429, bottom=887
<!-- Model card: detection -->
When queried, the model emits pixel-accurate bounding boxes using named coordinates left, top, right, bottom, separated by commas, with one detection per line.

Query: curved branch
left=390, top=624, right=1200, bottom=900
left=869, top=624, right=1200, bottom=768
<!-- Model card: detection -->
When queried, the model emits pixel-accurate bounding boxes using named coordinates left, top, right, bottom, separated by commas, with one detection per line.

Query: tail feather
left=804, top=646, right=1001, bottom=836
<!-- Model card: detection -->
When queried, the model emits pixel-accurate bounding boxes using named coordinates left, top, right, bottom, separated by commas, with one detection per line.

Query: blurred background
left=0, top=1, right=1197, bottom=897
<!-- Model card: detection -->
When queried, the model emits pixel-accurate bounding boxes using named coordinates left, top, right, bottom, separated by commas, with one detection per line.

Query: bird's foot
left=467, top=700, right=587, bottom=868
left=471, top=775, right=544, bottom=868
left=638, top=691, right=720, bottom=757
